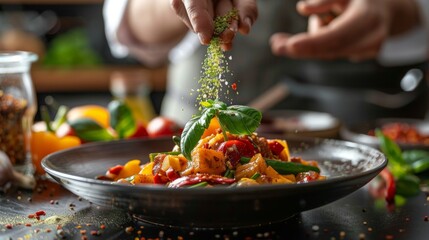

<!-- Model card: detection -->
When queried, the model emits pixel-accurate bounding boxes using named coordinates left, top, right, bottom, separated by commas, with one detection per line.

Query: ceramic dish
left=341, top=118, right=429, bottom=150
left=42, top=137, right=386, bottom=228
left=257, top=110, right=341, bottom=138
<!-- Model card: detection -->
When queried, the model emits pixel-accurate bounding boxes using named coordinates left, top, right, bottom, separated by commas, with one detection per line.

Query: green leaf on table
left=403, top=150, right=429, bottom=163
left=411, top=158, right=429, bottom=173
left=396, top=174, right=421, bottom=197
left=375, top=129, right=405, bottom=165
left=69, top=118, right=115, bottom=142
left=108, top=100, right=136, bottom=139
left=180, top=108, right=216, bottom=160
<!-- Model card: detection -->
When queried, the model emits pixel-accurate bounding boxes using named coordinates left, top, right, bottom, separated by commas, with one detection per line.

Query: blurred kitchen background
left=0, top=0, right=167, bottom=119
left=1, top=0, right=429, bottom=125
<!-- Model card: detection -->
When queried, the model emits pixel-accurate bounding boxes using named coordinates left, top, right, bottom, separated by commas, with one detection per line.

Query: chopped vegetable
left=240, top=157, right=320, bottom=175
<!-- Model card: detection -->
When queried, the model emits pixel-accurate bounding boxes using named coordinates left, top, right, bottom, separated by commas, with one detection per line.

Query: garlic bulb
left=0, top=151, right=36, bottom=190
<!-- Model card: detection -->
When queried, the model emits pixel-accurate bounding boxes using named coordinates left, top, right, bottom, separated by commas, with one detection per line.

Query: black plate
left=257, top=110, right=341, bottom=138
left=42, top=137, right=386, bottom=228
left=341, top=118, right=429, bottom=150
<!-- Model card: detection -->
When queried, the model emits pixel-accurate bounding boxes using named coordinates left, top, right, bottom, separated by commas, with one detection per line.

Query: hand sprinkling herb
left=180, top=100, right=261, bottom=160
left=196, top=9, right=239, bottom=106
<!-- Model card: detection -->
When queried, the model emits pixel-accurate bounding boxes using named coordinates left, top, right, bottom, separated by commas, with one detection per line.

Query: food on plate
left=98, top=100, right=325, bottom=187
left=368, top=122, right=429, bottom=145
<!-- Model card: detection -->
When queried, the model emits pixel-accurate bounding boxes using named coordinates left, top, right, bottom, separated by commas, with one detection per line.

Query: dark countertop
left=1, top=178, right=428, bottom=240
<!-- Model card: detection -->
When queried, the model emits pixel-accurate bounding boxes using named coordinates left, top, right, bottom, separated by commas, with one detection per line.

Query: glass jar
left=0, top=51, right=38, bottom=174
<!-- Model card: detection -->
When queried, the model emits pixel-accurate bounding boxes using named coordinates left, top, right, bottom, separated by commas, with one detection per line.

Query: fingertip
left=296, top=1, right=310, bottom=15
left=221, top=43, right=233, bottom=51
left=220, top=29, right=236, bottom=44
left=198, top=31, right=214, bottom=45
left=238, top=17, right=252, bottom=35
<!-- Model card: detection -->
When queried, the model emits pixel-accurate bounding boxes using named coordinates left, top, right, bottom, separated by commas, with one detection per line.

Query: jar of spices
left=0, top=51, right=38, bottom=174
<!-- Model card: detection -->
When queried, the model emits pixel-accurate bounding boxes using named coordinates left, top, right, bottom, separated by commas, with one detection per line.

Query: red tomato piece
left=146, top=116, right=182, bottom=137
left=268, top=141, right=285, bottom=156
left=108, top=165, right=124, bottom=175
left=217, top=139, right=256, bottom=166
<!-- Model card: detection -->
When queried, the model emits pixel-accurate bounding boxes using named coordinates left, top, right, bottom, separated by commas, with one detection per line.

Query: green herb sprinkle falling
left=195, top=9, right=239, bottom=108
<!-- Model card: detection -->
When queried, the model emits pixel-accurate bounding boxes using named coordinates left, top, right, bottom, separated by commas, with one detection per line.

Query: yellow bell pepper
left=31, top=131, right=81, bottom=175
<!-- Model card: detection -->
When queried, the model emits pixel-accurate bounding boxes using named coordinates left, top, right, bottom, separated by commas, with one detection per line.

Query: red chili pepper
left=231, top=83, right=237, bottom=91
left=169, top=173, right=236, bottom=188
left=379, top=168, right=396, bottom=203
left=268, top=141, right=285, bottom=156
left=35, top=210, right=46, bottom=216
left=108, top=165, right=123, bottom=175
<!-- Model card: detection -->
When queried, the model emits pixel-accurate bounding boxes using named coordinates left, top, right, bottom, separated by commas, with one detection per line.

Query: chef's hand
left=270, top=0, right=420, bottom=61
left=170, top=0, right=258, bottom=50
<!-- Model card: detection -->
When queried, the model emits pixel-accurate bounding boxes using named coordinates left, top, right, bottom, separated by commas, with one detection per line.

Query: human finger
left=307, top=14, right=323, bottom=33
left=216, top=0, right=237, bottom=44
left=221, top=42, right=233, bottom=51
left=275, top=22, right=385, bottom=60
left=170, top=0, right=194, bottom=33
left=174, top=0, right=215, bottom=44
left=269, top=33, right=292, bottom=56
left=233, top=0, right=258, bottom=35
left=284, top=4, right=376, bottom=58
left=297, top=0, right=347, bottom=16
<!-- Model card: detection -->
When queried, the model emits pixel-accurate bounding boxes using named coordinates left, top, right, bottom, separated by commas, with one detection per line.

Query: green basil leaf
left=69, top=118, right=115, bottom=142
left=211, top=100, right=227, bottom=110
left=403, top=150, right=429, bottom=164
left=108, top=100, right=136, bottom=139
left=411, top=158, right=429, bottom=173
left=217, top=105, right=262, bottom=135
left=396, top=174, right=421, bottom=197
left=375, top=129, right=406, bottom=165
left=180, top=108, right=216, bottom=160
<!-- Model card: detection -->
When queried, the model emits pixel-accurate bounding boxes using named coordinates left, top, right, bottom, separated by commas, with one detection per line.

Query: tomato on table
left=146, top=116, right=182, bottom=137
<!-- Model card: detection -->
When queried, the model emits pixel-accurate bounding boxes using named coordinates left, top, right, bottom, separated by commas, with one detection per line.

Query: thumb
left=297, top=0, right=344, bottom=16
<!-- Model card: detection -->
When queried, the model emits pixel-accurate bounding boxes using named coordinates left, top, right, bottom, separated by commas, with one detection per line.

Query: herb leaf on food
left=217, top=105, right=262, bottom=135
left=180, top=101, right=261, bottom=160
left=180, top=108, right=216, bottom=160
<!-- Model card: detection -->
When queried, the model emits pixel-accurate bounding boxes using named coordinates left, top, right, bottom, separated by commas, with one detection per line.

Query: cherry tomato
left=146, top=116, right=182, bottom=137
left=217, top=139, right=256, bottom=166
left=127, top=122, right=149, bottom=139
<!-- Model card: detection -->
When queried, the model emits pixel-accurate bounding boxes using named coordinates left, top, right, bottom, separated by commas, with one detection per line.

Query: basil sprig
left=180, top=100, right=262, bottom=160
left=375, top=129, right=421, bottom=197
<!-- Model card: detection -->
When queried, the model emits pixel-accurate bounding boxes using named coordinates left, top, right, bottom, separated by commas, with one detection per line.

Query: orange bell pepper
left=31, top=131, right=81, bottom=175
